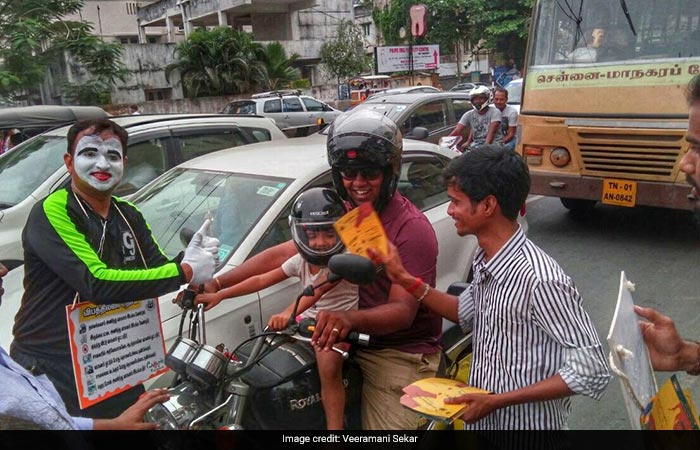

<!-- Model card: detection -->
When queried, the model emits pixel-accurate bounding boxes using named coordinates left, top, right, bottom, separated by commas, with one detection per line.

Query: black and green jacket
left=12, top=186, right=186, bottom=356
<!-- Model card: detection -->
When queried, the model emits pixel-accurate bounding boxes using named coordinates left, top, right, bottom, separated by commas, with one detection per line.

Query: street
left=525, top=195, right=700, bottom=429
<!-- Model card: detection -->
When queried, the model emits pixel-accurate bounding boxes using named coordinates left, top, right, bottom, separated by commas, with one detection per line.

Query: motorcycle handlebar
left=296, top=318, right=370, bottom=347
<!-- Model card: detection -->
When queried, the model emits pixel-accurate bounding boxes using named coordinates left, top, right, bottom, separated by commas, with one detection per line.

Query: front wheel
left=560, top=198, right=596, bottom=215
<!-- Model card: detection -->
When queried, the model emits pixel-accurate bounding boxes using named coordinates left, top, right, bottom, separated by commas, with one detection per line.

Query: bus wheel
left=560, top=198, right=596, bottom=215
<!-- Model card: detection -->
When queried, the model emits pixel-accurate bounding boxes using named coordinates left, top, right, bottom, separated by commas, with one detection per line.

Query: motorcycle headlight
left=143, top=403, right=179, bottom=430
left=144, top=382, right=209, bottom=430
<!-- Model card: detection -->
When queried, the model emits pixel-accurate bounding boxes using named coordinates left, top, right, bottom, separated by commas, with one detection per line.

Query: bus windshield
left=531, top=0, right=700, bottom=67
left=524, top=0, right=700, bottom=116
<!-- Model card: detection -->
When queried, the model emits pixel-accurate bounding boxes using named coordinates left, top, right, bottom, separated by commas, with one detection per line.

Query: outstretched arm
left=196, top=267, right=288, bottom=311
left=203, top=241, right=297, bottom=294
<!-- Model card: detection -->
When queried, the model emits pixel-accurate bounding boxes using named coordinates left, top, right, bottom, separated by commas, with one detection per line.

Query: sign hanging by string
left=66, top=298, right=168, bottom=410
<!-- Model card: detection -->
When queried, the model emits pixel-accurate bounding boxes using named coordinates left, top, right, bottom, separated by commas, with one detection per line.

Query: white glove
left=182, top=219, right=219, bottom=285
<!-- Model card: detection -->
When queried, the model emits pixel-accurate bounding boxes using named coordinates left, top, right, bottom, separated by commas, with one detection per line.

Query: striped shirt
left=458, top=227, right=610, bottom=429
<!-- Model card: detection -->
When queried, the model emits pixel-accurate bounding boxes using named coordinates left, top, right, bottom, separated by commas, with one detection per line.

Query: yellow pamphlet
left=333, top=203, right=388, bottom=258
left=640, top=375, right=699, bottom=430
left=400, top=377, right=489, bottom=423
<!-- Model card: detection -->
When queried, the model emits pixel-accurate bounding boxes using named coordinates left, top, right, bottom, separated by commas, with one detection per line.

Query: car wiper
left=557, top=0, right=586, bottom=51
left=619, top=0, right=637, bottom=36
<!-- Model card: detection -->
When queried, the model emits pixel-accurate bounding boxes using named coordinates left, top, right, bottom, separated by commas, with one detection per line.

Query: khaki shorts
left=356, top=347, right=440, bottom=430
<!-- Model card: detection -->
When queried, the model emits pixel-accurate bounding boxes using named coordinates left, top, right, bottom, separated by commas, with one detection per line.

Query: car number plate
left=601, top=178, right=637, bottom=207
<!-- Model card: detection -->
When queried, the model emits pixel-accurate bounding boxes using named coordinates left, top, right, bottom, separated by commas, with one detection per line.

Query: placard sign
left=66, top=299, right=168, bottom=409
left=376, top=45, right=440, bottom=73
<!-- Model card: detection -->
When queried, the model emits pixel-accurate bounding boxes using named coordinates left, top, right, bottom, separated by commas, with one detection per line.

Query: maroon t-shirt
left=359, top=193, right=441, bottom=354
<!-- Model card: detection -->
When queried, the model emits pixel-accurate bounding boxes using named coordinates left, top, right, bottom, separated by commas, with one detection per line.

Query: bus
left=518, top=0, right=700, bottom=213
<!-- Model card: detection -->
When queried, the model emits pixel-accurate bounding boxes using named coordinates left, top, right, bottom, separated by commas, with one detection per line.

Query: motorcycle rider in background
left=449, top=86, right=502, bottom=151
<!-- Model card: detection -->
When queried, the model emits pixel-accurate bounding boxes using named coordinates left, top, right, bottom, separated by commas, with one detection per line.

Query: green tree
left=373, top=0, right=533, bottom=73
left=166, top=27, right=298, bottom=97
left=0, top=0, right=129, bottom=103
left=319, top=20, right=372, bottom=84
left=259, top=42, right=302, bottom=90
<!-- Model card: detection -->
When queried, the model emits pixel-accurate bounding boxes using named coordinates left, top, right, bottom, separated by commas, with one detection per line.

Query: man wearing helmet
left=195, top=188, right=357, bottom=430
left=449, top=85, right=502, bottom=151
left=203, top=111, right=441, bottom=430
left=312, top=111, right=441, bottom=430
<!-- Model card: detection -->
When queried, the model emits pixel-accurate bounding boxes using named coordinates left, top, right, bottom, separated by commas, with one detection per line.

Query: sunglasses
left=339, top=167, right=383, bottom=180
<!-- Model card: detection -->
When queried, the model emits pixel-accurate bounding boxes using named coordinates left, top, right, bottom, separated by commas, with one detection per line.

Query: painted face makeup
left=73, top=134, right=124, bottom=192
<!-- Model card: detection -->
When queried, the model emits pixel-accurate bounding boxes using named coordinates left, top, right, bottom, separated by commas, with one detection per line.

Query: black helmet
left=288, top=187, right=346, bottom=267
left=326, top=110, right=402, bottom=211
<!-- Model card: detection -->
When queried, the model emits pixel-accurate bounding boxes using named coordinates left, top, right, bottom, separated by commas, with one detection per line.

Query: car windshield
left=132, top=168, right=292, bottom=263
left=530, top=0, right=700, bottom=66
left=0, top=134, right=66, bottom=208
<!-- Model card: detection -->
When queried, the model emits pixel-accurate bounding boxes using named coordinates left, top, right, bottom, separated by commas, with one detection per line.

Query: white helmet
left=469, top=85, right=492, bottom=112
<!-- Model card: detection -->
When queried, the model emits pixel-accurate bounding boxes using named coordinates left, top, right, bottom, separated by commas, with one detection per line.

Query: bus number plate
left=601, top=178, right=637, bottom=207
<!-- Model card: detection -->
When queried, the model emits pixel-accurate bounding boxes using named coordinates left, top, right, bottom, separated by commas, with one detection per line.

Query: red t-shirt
left=359, top=193, right=441, bottom=354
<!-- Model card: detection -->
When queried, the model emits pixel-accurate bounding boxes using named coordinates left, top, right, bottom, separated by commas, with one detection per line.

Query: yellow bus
left=518, top=0, right=700, bottom=213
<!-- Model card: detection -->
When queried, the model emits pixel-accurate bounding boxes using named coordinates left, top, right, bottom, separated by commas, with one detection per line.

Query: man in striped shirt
left=371, top=146, right=610, bottom=429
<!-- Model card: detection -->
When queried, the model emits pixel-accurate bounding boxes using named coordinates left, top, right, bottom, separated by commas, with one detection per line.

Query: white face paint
left=73, top=134, right=124, bottom=191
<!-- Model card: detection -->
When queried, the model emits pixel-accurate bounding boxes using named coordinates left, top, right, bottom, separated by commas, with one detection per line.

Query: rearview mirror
left=327, top=254, right=376, bottom=285
left=406, top=127, right=429, bottom=140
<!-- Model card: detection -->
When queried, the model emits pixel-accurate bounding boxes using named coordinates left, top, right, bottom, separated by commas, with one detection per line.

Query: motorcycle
left=143, top=254, right=375, bottom=430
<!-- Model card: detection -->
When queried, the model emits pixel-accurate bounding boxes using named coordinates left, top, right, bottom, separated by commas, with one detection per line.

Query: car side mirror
left=406, top=127, right=429, bottom=140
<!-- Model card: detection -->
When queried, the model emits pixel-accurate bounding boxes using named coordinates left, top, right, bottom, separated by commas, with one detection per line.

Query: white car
left=222, top=90, right=342, bottom=136
left=0, top=114, right=286, bottom=270
left=0, top=132, right=527, bottom=363
left=504, top=78, right=523, bottom=113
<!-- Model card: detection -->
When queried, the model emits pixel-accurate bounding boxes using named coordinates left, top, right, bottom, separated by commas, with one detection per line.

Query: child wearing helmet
left=195, top=187, right=357, bottom=430
left=449, top=85, right=502, bottom=151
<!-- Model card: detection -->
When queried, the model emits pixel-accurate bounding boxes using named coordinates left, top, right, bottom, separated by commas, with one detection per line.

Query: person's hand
left=367, top=242, right=407, bottom=284
left=444, top=392, right=499, bottom=424
left=312, top=310, right=352, bottom=351
left=182, top=219, right=217, bottom=285
left=635, top=305, right=693, bottom=371
left=268, top=312, right=291, bottom=330
left=195, top=292, right=224, bottom=311
left=98, top=389, right=169, bottom=430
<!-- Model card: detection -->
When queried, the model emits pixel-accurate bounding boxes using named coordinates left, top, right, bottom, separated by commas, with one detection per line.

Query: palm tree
left=166, top=27, right=276, bottom=97
left=259, top=42, right=301, bottom=90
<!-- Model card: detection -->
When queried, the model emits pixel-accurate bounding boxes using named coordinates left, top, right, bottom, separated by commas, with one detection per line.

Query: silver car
left=349, top=92, right=473, bottom=144
left=222, top=90, right=342, bottom=136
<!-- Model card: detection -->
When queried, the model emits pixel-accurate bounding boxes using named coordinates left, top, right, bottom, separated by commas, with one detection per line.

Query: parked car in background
left=0, top=105, right=109, bottom=146
left=449, top=82, right=492, bottom=93
left=347, top=92, right=473, bottom=144
left=1, top=132, right=491, bottom=367
left=504, top=77, right=523, bottom=113
left=222, top=90, right=342, bottom=137
left=366, top=85, right=440, bottom=100
left=0, top=114, right=286, bottom=270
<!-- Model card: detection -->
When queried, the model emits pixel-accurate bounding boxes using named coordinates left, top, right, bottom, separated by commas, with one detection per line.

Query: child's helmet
left=289, top=187, right=346, bottom=267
